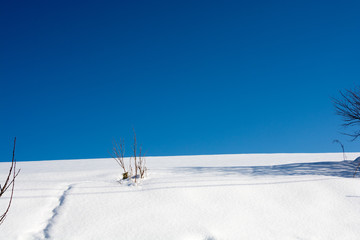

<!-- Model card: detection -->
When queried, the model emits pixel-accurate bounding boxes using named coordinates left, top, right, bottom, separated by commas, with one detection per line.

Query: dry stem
left=0, top=138, right=20, bottom=225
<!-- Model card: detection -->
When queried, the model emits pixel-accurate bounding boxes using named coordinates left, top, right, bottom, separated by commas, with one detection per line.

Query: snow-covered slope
left=1, top=153, right=360, bottom=240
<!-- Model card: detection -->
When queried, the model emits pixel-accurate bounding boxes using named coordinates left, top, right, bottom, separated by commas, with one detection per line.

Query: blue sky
left=1, top=0, right=360, bottom=161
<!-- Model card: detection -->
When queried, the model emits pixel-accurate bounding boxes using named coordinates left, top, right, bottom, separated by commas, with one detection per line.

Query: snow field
left=1, top=153, right=360, bottom=240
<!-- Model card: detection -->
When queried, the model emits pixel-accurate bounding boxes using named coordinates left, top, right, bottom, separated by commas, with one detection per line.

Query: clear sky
left=1, top=0, right=360, bottom=161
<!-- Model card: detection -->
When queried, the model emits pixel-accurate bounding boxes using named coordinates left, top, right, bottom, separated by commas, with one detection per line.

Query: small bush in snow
left=111, top=139, right=130, bottom=179
left=111, top=130, right=147, bottom=183
left=131, top=130, right=147, bottom=183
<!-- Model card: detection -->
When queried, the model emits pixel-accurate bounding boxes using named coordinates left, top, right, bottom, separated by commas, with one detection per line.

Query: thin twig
left=0, top=138, right=20, bottom=225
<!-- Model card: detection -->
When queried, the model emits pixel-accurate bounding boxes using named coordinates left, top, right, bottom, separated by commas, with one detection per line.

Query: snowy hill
left=1, top=153, right=360, bottom=240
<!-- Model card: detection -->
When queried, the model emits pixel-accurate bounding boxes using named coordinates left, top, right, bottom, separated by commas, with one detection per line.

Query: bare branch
left=333, top=87, right=360, bottom=140
left=133, top=128, right=138, bottom=183
left=111, top=130, right=147, bottom=183
left=137, top=145, right=147, bottom=179
left=333, top=87, right=360, bottom=177
left=110, top=139, right=130, bottom=179
left=0, top=137, right=20, bottom=225
left=332, top=139, right=347, bottom=161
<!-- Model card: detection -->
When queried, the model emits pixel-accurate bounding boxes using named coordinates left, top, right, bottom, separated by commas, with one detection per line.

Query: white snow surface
left=1, top=153, right=360, bottom=240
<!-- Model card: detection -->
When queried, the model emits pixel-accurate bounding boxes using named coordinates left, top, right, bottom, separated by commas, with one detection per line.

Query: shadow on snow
left=173, top=157, right=360, bottom=178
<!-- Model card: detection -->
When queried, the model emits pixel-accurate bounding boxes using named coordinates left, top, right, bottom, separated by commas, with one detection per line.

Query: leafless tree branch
left=333, top=87, right=360, bottom=177
left=333, top=87, right=360, bottom=140
left=0, top=138, right=20, bottom=225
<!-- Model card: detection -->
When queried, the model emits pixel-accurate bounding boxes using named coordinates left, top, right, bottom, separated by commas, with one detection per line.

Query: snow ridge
left=42, top=184, right=73, bottom=239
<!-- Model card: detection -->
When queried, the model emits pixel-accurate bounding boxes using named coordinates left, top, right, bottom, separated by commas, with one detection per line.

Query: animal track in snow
left=41, top=184, right=74, bottom=239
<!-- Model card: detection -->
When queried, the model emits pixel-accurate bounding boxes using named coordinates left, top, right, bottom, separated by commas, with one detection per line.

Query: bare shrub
left=137, top=146, right=147, bottom=179
left=110, top=139, right=129, bottom=179
left=132, top=129, right=147, bottom=183
left=132, top=130, right=138, bottom=183
left=1, top=138, right=20, bottom=225
left=111, top=130, right=147, bottom=183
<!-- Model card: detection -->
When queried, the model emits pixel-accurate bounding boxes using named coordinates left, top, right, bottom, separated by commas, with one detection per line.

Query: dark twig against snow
left=332, top=140, right=347, bottom=161
left=0, top=138, right=20, bottom=225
